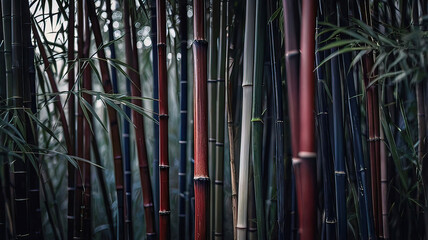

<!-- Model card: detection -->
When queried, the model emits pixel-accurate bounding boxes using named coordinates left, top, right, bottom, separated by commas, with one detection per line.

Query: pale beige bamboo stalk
left=236, top=0, right=256, bottom=239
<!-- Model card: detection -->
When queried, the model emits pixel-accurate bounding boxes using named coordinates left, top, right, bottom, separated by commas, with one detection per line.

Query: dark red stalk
left=193, top=0, right=209, bottom=239
left=296, top=0, right=317, bottom=239
left=67, top=1, right=77, bottom=236
left=86, top=1, right=125, bottom=238
left=282, top=0, right=300, bottom=158
left=124, top=1, right=156, bottom=238
left=360, top=0, right=382, bottom=234
left=156, top=0, right=170, bottom=239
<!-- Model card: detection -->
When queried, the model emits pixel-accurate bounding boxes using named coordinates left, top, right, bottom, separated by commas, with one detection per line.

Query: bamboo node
left=334, top=171, right=346, bottom=175
left=214, top=180, right=223, bottom=185
left=209, top=138, right=216, bottom=142
left=194, top=176, right=210, bottom=181
left=208, top=78, right=217, bottom=83
left=215, top=142, right=224, bottom=147
left=15, top=197, right=29, bottom=201
left=159, top=210, right=170, bottom=215
left=286, top=50, right=300, bottom=57
left=179, top=172, right=186, bottom=176
left=159, top=164, right=169, bottom=169
left=317, top=111, right=328, bottom=116
left=216, top=78, right=225, bottom=82
left=179, top=140, right=187, bottom=144
left=298, top=152, right=317, bottom=158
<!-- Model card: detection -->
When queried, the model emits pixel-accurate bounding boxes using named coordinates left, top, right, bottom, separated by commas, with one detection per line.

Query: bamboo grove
left=0, top=0, right=428, bottom=239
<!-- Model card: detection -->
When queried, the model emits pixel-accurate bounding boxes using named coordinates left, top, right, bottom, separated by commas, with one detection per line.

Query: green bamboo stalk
left=236, top=0, right=255, bottom=239
left=247, top=166, right=257, bottom=240
left=0, top=4, right=5, bottom=237
left=1, top=0, right=12, bottom=107
left=213, top=0, right=226, bottom=238
left=208, top=1, right=219, bottom=237
left=224, top=0, right=238, bottom=238
left=251, top=0, right=266, bottom=238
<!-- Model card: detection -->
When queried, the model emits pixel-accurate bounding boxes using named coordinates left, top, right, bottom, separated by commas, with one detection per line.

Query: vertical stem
left=193, top=0, right=210, bottom=239
left=214, top=0, right=226, bottom=238
left=296, top=0, right=317, bottom=239
left=178, top=1, right=188, bottom=239
left=225, top=0, right=238, bottom=238
left=86, top=1, right=125, bottom=238
left=208, top=2, right=219, bottom=237
left=149, top=0, right=160, bottom=234
left=156, top=1, right=170, bottom=239
left=236, top=0, right=255, bottom=239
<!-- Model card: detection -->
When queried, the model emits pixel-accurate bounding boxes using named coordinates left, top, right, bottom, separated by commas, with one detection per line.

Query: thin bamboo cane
left=342, top=52, right=374, bottom=240
left=1, top=0, right=12, bottom=107
left=80, top=2, right=92, bottom=237
left=0, top=4, right=5, bottom=236
left=131, top=4, right=157, bottom=239
left=225, top=0, right=238, bottom=238
left=250, top=0, right=266, bottom=238
left=156, top=1, right=170, bottom=239
left=105, top=0, right=119, bottom=93
left=214, top=0, right=226, bottom=238
left=11, top=1, right=30, bottom=238
left=21, top=1, right=41, bottom=237
left=315, top=25, right=336, bottom=240
left=122, top=2, right=134, bottom=239
left=149, top=0, right=160, bottom=233
left=360, top=1, right=382, bottom=237
left=208, top=2, right=219, bottom=237
left=86, top=1, right=125, bottom=238
left=236, top=0, right=255, bottom=239
left=331, top=45, right=345, bottom=240
left=247, top=166, right=257, bottom=240
left=193, top=0, right=210, bottom=239
left=296, top=0, right=317, bottom=239
left=68, top=0, right=75, bottom=153
left=68, top=0, right=78, bottom=238
left=178, top=0, right=188, bottom=239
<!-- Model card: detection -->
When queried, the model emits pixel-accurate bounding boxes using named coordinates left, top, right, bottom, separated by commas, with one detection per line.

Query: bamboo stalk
left=1, top=0, right=12, bottom=107
left=105, top=0, right=119, bottom=93
left=0, top=4, right=5, bottom=237
left=250, top=0, right=266, bottom=237
left=224, top=0, right=238, bottom=238
left=86, top=1, right=126, bottom=238
left=342, top=51, right=374, bottom=240
left=296, top=0, right=317, bottom=239
left=122, top=2, right=134, bottom=239
left=80, top=2, right=92, bottom=237
left=247, top=167, right=257, bottom=240
left=132, top=3, right=157, bottom=239
left=208, top=2, right=219, bottom=237
left=149, top=0, right=160, bottom=233
left=156, top=1, right=170, bottom=239
left=193, top=0, right=210, bottom=239
left=236, top=0, right=255, bottom=239
left=178, top=0, right=188, bottom=239
left=68, top=0, right=78, bottom=238
left=315, top=22, right=337, bottom=239
left=11, top=1, right=30, bottom=238
left=21, top=0, right=41, bottom=237
left=213, top=0, right=226, bottom=239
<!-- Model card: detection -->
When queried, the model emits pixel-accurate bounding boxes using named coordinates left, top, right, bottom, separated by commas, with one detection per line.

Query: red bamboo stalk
left=123, top=1, right=156, bottom=238
left=193, top=0, right=209, bottom=239
left=156, top=0, right=170, bottom=239
left=86, top=2, right=125, bottom=238
left=296, top=0, right=317, bottom=239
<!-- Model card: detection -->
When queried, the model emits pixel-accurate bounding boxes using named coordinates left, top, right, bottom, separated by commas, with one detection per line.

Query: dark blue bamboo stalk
left=331, top=46, right=346, bottom=240
left=150, top=0, right=160, bottom=233
left=178, top=0, right=188, bottom=239
left=268, top=0, right=285, bottom=238
left=315, top=24, right=336, bottom=240
left=343, top=52, right=374, bottom=240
